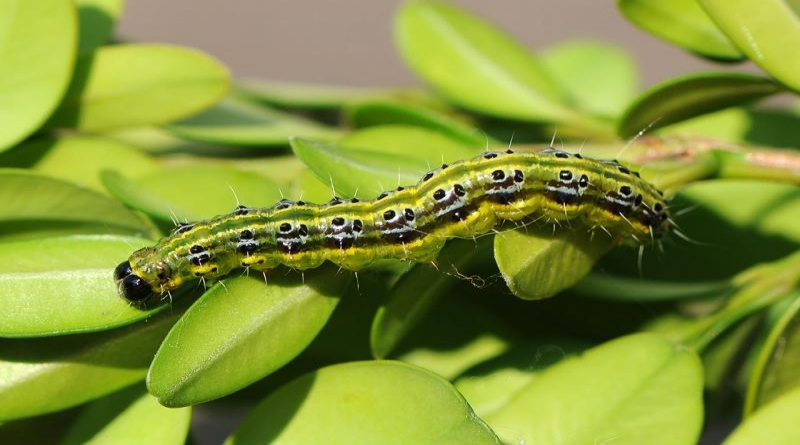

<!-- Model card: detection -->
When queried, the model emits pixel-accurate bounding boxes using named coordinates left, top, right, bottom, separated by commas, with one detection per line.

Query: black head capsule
left=114, top=261, right=154, bottom=302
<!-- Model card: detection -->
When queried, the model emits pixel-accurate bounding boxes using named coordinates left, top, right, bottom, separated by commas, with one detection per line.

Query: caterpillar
left=114, top=147, right=671, bottom=302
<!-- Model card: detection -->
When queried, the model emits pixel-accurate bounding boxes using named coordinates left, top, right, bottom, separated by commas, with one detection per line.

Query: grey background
left=117, top=1, right=732, bottom=89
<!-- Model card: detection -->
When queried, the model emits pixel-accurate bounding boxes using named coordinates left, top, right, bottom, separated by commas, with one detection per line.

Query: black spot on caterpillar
left=114, top=147, right=671, bottom=302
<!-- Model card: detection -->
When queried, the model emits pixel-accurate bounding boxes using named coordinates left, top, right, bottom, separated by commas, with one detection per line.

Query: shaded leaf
left=103, top=165, right=283, bottom=224
left=292, top=132, right=479, bottom=198
left=725, top=385, right=800, bottom=444
left=618, top=72, right=782, bottom=138
left=371, top=237, right=493, bottom=359
left=226, top=361, right=499, bottom=444
left=147, top=267, right=349, bottom=407
left=47, top=44, right=230, bottom=131
left=454, top=339, right=590, bottom=418
left=61, top=384, right=191, bottom=445
left=484, top=333, right=704, bottom=445
left=0, top=136, right=158, bottom=192
left=0, top=0, right=76, bottom=151
left=0, top=307, right=182, bottom=421
left=165, top=96, right=340, bottom=147
left=76, top=0, right=124, bottom=54
left=344, top=98, right=491, bottom=146
left=0, top=169, right=150, bottom=241
left=573, top=273, right=732, bottom=302
left=235, top=79, right=380, bottom=109
left=745, top=292, right=800, bottom=413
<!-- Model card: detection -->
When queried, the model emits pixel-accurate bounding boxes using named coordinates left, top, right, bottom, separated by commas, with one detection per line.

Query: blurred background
left=117, top=0, right=733, bottom=88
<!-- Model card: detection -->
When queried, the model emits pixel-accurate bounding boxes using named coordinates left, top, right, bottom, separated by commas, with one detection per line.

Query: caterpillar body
left=114, top=147, right=671, bottom=302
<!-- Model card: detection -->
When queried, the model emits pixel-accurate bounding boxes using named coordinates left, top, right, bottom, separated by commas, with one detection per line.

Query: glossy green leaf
left=660, top=107, right=800, bottom=147
left=392, top=293, right=515, bottom=381
left=484, top=333, right=704, bottom=445
left=573, top=273, right=732, bottom=302
left=371, top=237, right=493, bottom=359
left=235, top=79, right=379, bottom=109
left=165, top=96, right=340, bottom=146
left=47, top=44, right=230, bottom=131
left=76, top=0, right=124, bottom=54
left=102, top=126, right=223, bottom=154
left=700, top=0, right=800, bottom=92
left=0, top=136, right=158, bottom=192
left=147, top=266, right=348, bottom=407
left=103, top=165, right=283, bottom=224
left=0, top=169, right=150, bottom=241
left=61, top=384, right=191, bottom=445
left=0, top=236, right=166, bottom=337
left=226, top=361, right=499, bottom=444
left=291, top=137, right=426, bottom=198
left=618, top=72, right=782, bottom=138
left=745, top=293, right=800, bottom=413
left=725, top=386, right=800, bottom=444
left=344, top=98, right=491, bottom=146
left=0, top=308, right=181, bottom=420
left=339, top=124, right=481, bottom=159
left=292, top=131, right=480, bottom=198
left=494, top=227, right=616, bottom=300
left=0, top=0, right=76, bottom=151
left=618, top=0, right=743, bottom=60
left=540, top=40, right=638, bottom=117
left=395, top=1, right=576, bottom=122
left=454, top=340, right=589, bottom=418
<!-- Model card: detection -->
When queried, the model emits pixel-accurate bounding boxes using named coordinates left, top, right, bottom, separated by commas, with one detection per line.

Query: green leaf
left=339, top=125, right=481, bottom=160
left=147, top=266, right=349, bottom=407
left=344, top=98, right=491, bottom=146
left=47, top=44, right=230, bottom=131
left=745, top=292, right=800, bottom=413
left=0, top=136, right=158, bottom=192
left=371, top=237, right=493, bottom=359
left=61, top=384, right=191, bottom=445
left=0, top=308, right=181, bottom=421
left=165, top=96, right=340, bottom=147
left=235, top=79, right=380, bottom=109
left=225, top=361, right=499, bottom=444
left=76, top=0, right=124, bottom=54
left=103, top=165, right=284, bottom=224
left=494, top=227, right=616, bottom=300
left=700, top=0, right=800, bottom=92
left=540, top=40, right=638, bottom=118
left=0, top=0, right=76, bottom=151
left=725, top=386, right=800, bottom=444
left=454, top=339, right=590, bottom=418
left=0, top=236, right=166, bottom=337
left=659, top=107, right=800, bottom=147
left=618, top=72, right=782, bottom=138
left=292, top=131, right=480, bottom=198
left=618, top=0, right=743, bottom=60
left=395, top=1, right=575, bottom=123
left=0, top=169, right=150, bottom=241
left=572, top=273, right=732, bottom=302
left=483, top=333, right=704, bottom=445
left=392, top=294, right=516, bottom=381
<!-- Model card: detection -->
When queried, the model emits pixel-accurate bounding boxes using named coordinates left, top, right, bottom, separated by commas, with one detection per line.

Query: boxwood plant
left=1, top=1, right=800, bottom=443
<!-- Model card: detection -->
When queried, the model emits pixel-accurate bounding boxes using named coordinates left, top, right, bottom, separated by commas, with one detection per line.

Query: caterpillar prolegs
left=114, top=147, right=671, bottom=302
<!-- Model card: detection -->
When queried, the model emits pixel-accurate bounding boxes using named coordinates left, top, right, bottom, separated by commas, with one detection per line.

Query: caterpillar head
left=114, top=247, right=172, bottom=303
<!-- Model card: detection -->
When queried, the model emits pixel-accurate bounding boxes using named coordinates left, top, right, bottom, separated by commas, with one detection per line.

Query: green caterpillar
left=114, top=147, right=671, bottom=302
